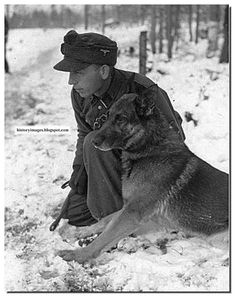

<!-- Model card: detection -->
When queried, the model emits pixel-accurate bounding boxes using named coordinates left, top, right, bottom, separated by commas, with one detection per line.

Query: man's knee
left=64, top=192, right=97, bottom=226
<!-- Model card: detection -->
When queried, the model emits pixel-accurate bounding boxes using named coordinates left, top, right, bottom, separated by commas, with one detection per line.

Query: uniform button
left=98, top=105, right=102, bottom=110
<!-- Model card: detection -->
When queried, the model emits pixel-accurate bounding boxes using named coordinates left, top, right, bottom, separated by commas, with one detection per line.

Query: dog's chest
left=122, top=164, right=155, bottom=203
left=122, top=177, right=138, bottom=202
left=122, top=168, right=173, bottom=223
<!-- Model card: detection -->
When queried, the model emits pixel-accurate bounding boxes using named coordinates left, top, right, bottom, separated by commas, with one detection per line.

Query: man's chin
left=74, top=88, right=90, bottom=98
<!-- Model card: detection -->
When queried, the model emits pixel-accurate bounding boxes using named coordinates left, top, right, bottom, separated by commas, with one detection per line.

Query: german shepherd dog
left=58, top=88, right=229, bottom=263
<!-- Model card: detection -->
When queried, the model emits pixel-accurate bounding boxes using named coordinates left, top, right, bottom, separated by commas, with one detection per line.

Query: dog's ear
left=134, top=87, right=157, bottom=118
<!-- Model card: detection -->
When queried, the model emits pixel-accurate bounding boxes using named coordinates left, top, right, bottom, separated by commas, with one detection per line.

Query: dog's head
left=92, top=87, right=169, bottom=152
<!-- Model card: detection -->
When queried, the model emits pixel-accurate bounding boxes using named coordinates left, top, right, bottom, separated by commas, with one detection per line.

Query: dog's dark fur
left=58, top=88, right=229, bottom=263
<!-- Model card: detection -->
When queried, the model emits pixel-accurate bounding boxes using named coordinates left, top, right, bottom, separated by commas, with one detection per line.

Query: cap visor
left=53, top=57, right=90, bottom=72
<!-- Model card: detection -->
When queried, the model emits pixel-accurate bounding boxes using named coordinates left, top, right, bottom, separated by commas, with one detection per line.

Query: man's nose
left=68, top=72, right=78, bottom=85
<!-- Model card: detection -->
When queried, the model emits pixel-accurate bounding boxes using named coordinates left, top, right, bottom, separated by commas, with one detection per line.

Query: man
left=52, top=30, right=185, bottom=228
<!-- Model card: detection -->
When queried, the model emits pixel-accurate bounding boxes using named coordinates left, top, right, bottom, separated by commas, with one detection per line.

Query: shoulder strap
left=133, top=73, right=155, bottom=88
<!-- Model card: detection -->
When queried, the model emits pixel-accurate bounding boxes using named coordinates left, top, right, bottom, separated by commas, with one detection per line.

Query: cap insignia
left=100, top=49, right=110, bottom=56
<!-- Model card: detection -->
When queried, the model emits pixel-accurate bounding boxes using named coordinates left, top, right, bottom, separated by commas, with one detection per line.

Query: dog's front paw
left=57, top=248, right=90, bottom=263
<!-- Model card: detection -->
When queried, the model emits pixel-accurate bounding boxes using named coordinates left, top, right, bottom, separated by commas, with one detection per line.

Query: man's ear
left=99, top=65, right=110, bottom=80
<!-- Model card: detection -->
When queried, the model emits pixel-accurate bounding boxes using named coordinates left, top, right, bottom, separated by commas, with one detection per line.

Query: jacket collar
left=99, top=68, right=126, bottom=103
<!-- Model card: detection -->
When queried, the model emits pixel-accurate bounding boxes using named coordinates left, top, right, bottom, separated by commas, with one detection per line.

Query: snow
left=4, top=25, right=229, bottom=292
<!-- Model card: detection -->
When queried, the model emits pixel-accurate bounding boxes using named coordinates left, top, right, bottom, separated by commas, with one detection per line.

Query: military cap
left=53, top=30, right=118, bottom=72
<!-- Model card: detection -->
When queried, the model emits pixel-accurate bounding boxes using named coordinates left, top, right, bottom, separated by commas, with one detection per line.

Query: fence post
left=139, top=31, right=147, bottom=75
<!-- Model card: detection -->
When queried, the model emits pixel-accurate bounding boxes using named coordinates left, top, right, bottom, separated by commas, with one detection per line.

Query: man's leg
left=63, top=190, right=97, bottom=226
left=83, top=131, right=123, bottom=220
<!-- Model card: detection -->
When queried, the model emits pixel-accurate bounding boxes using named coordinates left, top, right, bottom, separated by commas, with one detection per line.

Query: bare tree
left=174, top=5, right=180, bottom=50
left=5, top=14, right=10, bottom=73
left=84, top=5, right=89, bottom=30
left=188, top=5, right=193, bottom=42
left=5, top=4, right=10, bottom=20
left=207, top=5, right=221, bottom=58
left=166, top=6, right=174, bottom=59
left=116, top=5, right=121, bottom=23
left=219, top=5, right=229, bottom=63
left=101, top=5, right=106, bottom=34
left=158, top=6, right=164, bottom=54
left=150, top=6, right=157, bottom=54
left=50, top=5, right=59, bottom=27
left=195, top=5, right=200, bottom=44
left=140, top=5, right=146, bottom=25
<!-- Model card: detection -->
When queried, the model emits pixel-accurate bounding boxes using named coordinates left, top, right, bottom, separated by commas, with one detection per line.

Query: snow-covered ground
left=4, top=25, right=229, bottom=292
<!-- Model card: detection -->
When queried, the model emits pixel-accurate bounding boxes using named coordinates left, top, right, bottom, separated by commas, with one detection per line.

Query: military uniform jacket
left=71, top=68, right=185, bottom=171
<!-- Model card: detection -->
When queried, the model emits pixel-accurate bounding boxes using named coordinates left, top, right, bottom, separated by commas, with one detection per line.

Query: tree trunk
left=116, top=5, right=121, bottom=23
left=139, top=31, right=147, bottom=75
left=5, top=14, right=10, bottom=73
left=174, top=5, right=180, bottom=50
left=188, top=5, right=193, bottom=42
left=140, top=6, right=146, bottom=25
left=159, top=6, right=164, bottom=54
left=5, top=4, right=10, bottom=20
left=219, top=5, right=229, bottom=63
left=84, top=5, right=89, bottom=30
left=101, top=5, right=106, bottom=34
left=60, top=5, right=66, bottom=27
left=195, top=5, right=200, bottom=44
left=166, top=6, right=173, bottom=59
left=150, top=6, right=157, bottom=54
left=207, top=5, right=221, bottom=58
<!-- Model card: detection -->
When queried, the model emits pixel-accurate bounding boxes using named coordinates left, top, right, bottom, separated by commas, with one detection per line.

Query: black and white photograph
left=4, top=1, right=231, bottom=293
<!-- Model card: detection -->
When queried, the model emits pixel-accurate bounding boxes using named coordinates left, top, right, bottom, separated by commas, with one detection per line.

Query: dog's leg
left=58, top=211, right=117, bottom=242
left=58, top=208, right=141, bottom=263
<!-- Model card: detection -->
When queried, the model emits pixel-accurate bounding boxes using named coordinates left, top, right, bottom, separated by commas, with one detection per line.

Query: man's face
left=68, top=64, right=104, bottom=98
